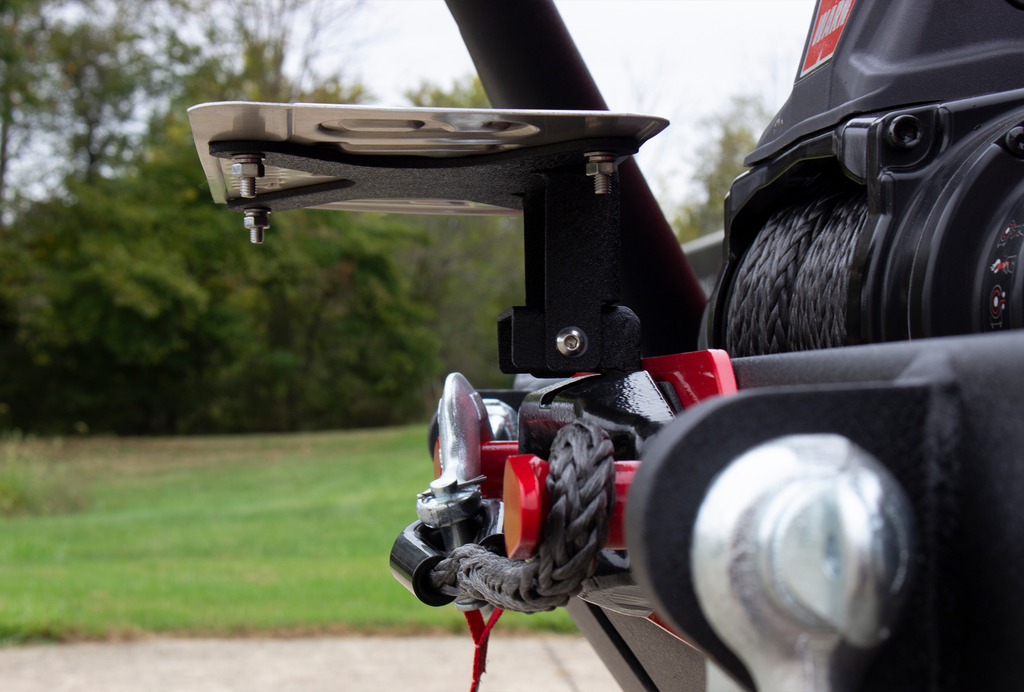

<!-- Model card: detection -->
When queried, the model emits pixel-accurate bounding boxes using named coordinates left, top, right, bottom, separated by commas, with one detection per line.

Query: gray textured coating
left=188, top=102, right=667, bottom=214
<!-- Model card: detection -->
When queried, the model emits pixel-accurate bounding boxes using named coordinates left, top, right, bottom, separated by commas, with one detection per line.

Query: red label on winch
left=800, top=0, right=856, bottom=79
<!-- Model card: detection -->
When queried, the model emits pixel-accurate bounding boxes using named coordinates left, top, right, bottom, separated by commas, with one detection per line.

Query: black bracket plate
left=209, top=137, right=643, bottom=377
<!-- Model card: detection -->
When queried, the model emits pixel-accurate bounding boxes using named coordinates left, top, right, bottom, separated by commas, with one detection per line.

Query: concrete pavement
left=0, top=636, right=622, bottom=692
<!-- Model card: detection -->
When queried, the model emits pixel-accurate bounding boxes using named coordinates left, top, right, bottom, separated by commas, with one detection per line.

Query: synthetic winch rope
left=725, top=176, right=870, bottom=357
left=429, top=420, right=617, bottom=613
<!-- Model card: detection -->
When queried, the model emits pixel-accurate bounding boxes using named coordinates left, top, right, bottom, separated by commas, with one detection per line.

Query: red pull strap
left=464, top=607, right=504, bottom=692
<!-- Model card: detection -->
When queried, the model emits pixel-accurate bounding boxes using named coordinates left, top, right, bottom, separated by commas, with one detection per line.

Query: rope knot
left=429, top=420, right=617, bottom=613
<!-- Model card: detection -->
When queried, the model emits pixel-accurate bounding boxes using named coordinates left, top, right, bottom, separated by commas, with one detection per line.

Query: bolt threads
left=239, top=177, right=257, bottom=198
left=231, top=154, right=265, bottom=199
left=244, top=208, right=270, bottom=245
left=585, top=151, right=617, bottom=196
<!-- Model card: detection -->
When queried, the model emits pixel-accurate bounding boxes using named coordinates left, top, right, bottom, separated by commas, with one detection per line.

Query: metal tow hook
left=691, top=434, right=915, bottom=692
left=416, top=373, right=496, bottom=611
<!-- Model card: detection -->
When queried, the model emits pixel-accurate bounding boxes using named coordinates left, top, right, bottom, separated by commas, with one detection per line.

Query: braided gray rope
left=725, top=177, right=869, bottom=357
left=429, top=420, right=617, bottom=613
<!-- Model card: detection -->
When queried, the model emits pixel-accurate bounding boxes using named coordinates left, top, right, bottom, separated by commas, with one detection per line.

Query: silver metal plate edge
left=187, top=102, right=669, bottom=214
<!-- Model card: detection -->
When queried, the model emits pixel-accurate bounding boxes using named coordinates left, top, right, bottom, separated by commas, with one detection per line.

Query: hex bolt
left=1005, top=126, right=1024, bottom=158
left=243, top=209, right=270, bottom=244
left=556, top=326, right=588, bottom=357
left=231, top=154, right=265, bottom=199
left=585, top=151, right=617, bottom=194
left=885, top=115, right=924, bottom=151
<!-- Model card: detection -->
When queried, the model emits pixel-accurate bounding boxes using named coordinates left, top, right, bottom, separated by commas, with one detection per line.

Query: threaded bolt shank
left=243, top=209, right=270, bottom=245
left=239, top=177, right=257, bottom=198
left=231, top=154, right=265, bottom=199
left=585, top=151, right=617, bottom=195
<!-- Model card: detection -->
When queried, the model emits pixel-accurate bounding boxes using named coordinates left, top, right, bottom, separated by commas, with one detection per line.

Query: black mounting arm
left=446, top=0, right=708, bottom=357
left=209, top=137, right=642, bottom=377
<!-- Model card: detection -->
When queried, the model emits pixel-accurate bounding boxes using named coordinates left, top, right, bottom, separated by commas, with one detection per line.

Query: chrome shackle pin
left=416, top=373, right=493, bottom=552
left=691, top=434, right=915, bottom=692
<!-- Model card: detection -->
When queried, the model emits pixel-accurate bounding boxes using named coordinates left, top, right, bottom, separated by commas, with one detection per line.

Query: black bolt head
left=1005, top=127, right=1024, bottom=158
left=885, top=115, right=924, bottom=151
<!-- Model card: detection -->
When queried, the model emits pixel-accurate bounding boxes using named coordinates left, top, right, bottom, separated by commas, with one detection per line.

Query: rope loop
left=429, top=420, right=617, bottom=613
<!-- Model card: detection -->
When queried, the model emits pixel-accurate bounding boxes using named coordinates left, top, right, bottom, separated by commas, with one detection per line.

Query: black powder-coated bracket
left=630, top=330, right=1024, bottom=691
left=209, top=138, right=643, bottom=377
left=497, top=164, right=641, bottom=377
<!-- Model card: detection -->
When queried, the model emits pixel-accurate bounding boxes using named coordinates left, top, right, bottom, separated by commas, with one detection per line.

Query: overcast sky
left=337, top=1, right=818, bottom=207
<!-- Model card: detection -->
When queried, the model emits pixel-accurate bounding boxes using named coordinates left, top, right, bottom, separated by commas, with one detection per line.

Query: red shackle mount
left=434, top=440, right=519, bottom=500
left=498, top=350, right=737, bottom=559
left=503, top=454, right=639, bottom=560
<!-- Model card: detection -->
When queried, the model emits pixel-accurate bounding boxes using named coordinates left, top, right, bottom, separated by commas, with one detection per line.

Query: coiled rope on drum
left=725, top=176, right=870, bottom=357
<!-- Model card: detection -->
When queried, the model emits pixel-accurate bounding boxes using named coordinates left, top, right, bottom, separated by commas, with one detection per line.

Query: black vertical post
left=522, top=190, right=547, bottom=311
left=446, top=0, right=708, bottom=355
left=497, top=161, right=640, bottom=376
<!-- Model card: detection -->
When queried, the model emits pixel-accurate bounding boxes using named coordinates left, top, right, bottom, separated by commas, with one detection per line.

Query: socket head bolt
left=585, top=151, right=618, bottom=194
left=885, top=115, right=924, bottom=151
left=1006, top=126, right=1024, bottom=158
left=555, top=326, right=588, bottom=357
left=691, top=434, right=916, bottom=692
left=243, top=209, right=270, bottom=244
left=231, top=154, right=265, bottom=199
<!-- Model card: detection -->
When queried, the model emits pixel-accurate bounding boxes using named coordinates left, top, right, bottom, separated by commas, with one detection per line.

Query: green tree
left=405, top=75, right=489, bottom=110
left=3, top=0, right=366, bottom=208
left=396, top=213, right=523, bottom=402
left=673, top=95, right=770, bottom=243
left=398, top=76, right=525, bottom=404
left=0, top=0, right=439, bottom=434
left=183, top=0, right=367, bottom=104
left=43, top=16, right=166, bottom=182
left=0, top=0, right=53, bottom=220
left=2, top=109, right=438, bottom=433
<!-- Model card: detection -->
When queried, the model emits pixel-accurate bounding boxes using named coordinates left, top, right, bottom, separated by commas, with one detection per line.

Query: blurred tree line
left=672, top=95, right=769, bottom=243
left=0, top=0, right=523, bottom=434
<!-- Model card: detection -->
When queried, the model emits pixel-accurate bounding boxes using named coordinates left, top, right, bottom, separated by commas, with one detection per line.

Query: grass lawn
left=0, top=426, right=576, bottom=643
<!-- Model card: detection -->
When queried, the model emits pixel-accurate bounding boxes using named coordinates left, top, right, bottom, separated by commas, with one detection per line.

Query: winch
left=186, top=1, right=1024, bottom=689
left=704, top=0, right=1024, bottom=354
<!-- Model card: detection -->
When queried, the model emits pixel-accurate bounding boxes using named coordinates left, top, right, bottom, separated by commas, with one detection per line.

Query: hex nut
left=243, top=210, right=270, bottom=229
left=231, top=161, right=265, bottom=178
left=586, top=161, right=616, bottom=176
